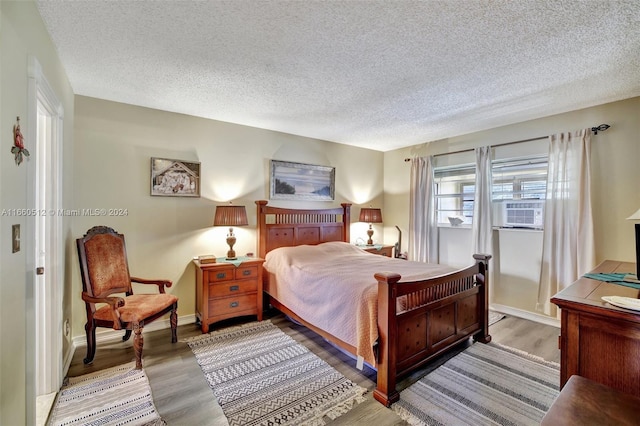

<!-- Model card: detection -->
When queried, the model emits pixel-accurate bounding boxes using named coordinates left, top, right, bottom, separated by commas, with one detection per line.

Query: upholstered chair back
left=81, top=229, right=133, bottom=297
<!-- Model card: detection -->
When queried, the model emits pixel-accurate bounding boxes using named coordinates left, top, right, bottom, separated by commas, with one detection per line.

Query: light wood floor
left=66, top=311, right=560, bottom=426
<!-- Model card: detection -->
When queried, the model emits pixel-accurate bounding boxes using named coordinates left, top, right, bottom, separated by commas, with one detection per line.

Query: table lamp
left=359, top=207, right=383, bottom=246
left=625, top=207, right=640, bottom=283
left=214, top=204, right=248, bottom=260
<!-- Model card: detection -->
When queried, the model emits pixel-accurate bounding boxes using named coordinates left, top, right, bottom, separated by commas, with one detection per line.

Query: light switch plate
left=12, top=224, right=20, bottom=253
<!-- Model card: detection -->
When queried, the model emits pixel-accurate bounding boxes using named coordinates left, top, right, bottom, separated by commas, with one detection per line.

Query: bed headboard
left=255, top=200, right=351, bottom=259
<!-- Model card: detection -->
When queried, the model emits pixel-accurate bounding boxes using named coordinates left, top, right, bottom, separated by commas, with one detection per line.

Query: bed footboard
left=373, top=254, right=491, bottom=407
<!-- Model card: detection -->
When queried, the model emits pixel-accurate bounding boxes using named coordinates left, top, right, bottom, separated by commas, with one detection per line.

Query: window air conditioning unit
left=502, top=201, right=544, bottom=228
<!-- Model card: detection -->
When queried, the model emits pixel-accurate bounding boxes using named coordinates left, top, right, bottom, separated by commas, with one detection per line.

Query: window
left=434, top=154, right=548, bottom=227
left=434, top=164, right=475, bottom=225
left=492, top=155, right=548, bottom=201
left=492, top=155, right=548, bottom=229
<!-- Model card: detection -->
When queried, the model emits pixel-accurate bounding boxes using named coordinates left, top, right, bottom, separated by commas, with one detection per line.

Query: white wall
left=0, top=1, right=75, bottom=424
left=384, top=97, right=640, bottom=319
left=72, top=95, right=385, bottom=343
left=494, top=228, right=544, bottom=312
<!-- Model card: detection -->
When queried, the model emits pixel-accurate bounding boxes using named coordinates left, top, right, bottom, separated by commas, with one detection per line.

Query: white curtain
left=537, top=129, right=595, bottom=316
left=409, top=156, right=438, bottom=263
left=472, top=146, right=493, bottom=256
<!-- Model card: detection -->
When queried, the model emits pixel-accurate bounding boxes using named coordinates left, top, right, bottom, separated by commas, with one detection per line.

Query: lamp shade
left=626, top=207, right=640, bottom=282
left=627, top=208, right=640, bottom=221
left=214, top=205, right=248, bottom=227
left=359, top=207, right=383, bottom=224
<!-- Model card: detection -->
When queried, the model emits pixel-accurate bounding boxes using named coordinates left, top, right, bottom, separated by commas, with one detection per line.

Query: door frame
left=25, top=55, right=64, bottom=423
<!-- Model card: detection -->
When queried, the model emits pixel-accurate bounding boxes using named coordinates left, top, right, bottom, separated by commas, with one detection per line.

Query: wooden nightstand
left=359, top=245, right=394, bottom=257
left=194, top=257, right=263, bottom=333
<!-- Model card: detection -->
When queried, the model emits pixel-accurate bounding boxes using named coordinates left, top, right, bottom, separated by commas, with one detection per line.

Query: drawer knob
left=229, top=285, right=239, bottom=291
left=217, top=272, right=226, bottom=279
left=230, top=301, right=239, bottom=308
left=242, top=270, right=251, bottom=276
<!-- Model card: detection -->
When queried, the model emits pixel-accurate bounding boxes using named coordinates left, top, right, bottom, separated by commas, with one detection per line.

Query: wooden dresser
left=194, top=257, right=263, bottom=333
left=551, top=260, right=640, bottom=397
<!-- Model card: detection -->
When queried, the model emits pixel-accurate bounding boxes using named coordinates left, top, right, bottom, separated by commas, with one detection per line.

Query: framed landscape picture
left=150, top=157, right=201, bottom=197
left=270, top=160, right=335, bottom=201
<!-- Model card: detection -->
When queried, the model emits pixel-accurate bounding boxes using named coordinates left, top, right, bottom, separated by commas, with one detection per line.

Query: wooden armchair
left=77, top=226, right=178, bottom=369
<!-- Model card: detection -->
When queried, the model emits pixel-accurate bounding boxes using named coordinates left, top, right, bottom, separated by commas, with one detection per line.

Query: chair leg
left=133, top=322, right=143, bottom=370
left=83, top=321, right=97, bottom=365
left=123, top=329, right=132, bottom=342
left=170, top=303, right=178, bottom=343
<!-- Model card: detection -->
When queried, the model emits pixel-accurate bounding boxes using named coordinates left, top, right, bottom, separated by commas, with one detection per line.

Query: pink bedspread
left=263, top=242, right=456, bottom=366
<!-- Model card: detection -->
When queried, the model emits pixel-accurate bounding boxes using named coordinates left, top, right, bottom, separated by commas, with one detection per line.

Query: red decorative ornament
left=12, top=116, right=29, bottom=165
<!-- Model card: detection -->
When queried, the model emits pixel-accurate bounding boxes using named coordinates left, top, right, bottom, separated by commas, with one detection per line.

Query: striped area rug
left=48, top=363, right=165, bottom=426
left=186, top=320, right=367, bottom=426
left=393, top=342, right=560, bottom=426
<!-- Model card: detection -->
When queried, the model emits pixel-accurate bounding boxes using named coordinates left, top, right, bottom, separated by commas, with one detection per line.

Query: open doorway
left=26, top=56, right=64, bottom=425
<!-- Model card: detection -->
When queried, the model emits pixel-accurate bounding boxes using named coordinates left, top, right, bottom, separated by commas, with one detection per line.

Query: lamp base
left=225, top=233, right=237, bottom=260
left=623, top=274, right=640, bottom=284
left=366, top=227, right=374, bottom=246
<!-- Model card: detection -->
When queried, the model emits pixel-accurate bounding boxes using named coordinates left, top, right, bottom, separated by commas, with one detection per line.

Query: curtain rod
left=403, top=123, right=611, bottom=162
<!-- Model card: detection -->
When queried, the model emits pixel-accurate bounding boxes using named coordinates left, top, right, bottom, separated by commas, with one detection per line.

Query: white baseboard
left=490, top=303, right=560, bottom=328
left=64, top=314, right=197, bottom=376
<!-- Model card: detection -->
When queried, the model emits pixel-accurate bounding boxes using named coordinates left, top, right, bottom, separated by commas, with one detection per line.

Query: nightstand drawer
left=209, top=280, right=257, bottom=298
left=207, top=266, right=235, bottom=283
left=209, top=293, right=257, bottom=316
left=235, top=265, right=258, bottom=280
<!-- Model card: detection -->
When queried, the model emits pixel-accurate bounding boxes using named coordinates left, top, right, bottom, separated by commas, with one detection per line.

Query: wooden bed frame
left=256, top=200, right=491, bottom=406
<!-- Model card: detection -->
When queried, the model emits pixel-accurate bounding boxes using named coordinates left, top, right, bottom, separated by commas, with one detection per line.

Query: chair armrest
left=81, top=292, right=125, bottom=328
left=131, top=276, right=173, bottom=293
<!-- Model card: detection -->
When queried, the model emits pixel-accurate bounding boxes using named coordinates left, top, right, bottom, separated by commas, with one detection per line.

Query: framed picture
left=270, top=160, right=335, bottom=201
left=150, top=157, right=200, bottom=197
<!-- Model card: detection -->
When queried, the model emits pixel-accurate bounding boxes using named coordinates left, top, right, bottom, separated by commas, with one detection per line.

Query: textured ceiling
left=36, top=0, right=640, bottom=152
